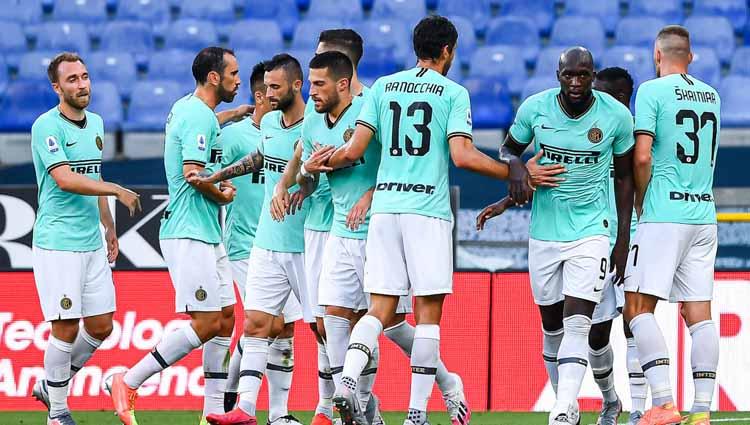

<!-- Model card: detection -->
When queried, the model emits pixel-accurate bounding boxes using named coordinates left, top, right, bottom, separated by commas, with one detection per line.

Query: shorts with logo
left=230, top=258, right=303, bottom=323
left=160, top=239, right=236, bottom=313
left=625, top=222, right=717, bottom=302
left=364, top=213, right=453, bottom=297
left=33, top=246, right=116, bottom=322
left=528, top=235, right=610, bottom=306
left=304, top=229, right=329, bottom=322
left=320, top=235, right=412, bottom=313
left=592, top=270, right=626, bottom=324
left=244, top=246, right=310, bottom=320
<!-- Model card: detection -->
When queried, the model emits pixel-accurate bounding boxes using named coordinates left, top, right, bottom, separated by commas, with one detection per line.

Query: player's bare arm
left=187, top=149, right=264, bottom=184
left=98, top=193, right=119, bottom=263
left=475, top=196, right=516, bottom=231
left=526, top=149, right=566, bottom=189
left=450, top=135, right=509, bottom=179
left=347, top=187, right=375, bottom=231
left=216, top=104, right=254, bottom=125
left=183, top=163, right=236, bottom=205
left=611, top=150, right=636, bottom=282
left=49, top=165, right=141, bottom=216
left=270, top=143, right=306, bottom=221
left=499, top=135, right=533, bottom=205
left=326, top=123, right=373, bottom=169
left=633, top=133, right=654, bottom=218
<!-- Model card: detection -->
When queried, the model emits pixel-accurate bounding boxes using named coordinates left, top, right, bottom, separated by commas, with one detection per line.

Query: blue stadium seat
left=88, top=81, right=123, bottom=130
left=287, top=48, right=314, bottom=76
left=307, top=0, right=363, bottom=21
left=600, top=46, right=654, bottom=87
left=730, top=47, right=750, bottom=76
left=355, top=19, right=412, bottom=69
left=124, top=80, right=184, bottom=131
left=165, top=19, right=219, bottom=52
left=444, top=16, right=475, bottom=67
left=36, top=22, right=91, bottom=53
left=242, top=0, right=299, bottom=40
left=533, top=46, right=563, bottom=78
left=216, top=82, right=251, bottom=113
left=463, top=77, right=513, bottom=128
left=357, top=48, right=401, bottom=82
left=549, top=16, right=606, bottom=61
left=291, top=19, right=346, bottom=50
left=0, top=56, right=8, bottom=95
left=628, top=0, right=682, bottom=24
left=719, top=76, right=750, bottom=127
left=53, top=0, right=107, bottom=23
left=469, top=46, right=526, bottom=96
left=0, top=80, right=57, bottom=131
left=485, top=16, right=540, bottom=66
left=0, top=0, right=43, bottom=24
left=17, top=51, right=56, bottom=82
left=148, top=49, right=195, bottom=93
left=234, top=49, right=265, bottom=71
left=689, top=47, right=721, bottom=88
left=615, top=16, right=666, bottom=47
left=88, top=52, right=137, bottom=99
left=498, top=0, right=555, bottom=35
left=692, top=0, right=747, bottom=33
left=563, top=0, right=620, bottom=35
left=684, top=16, right=735, bottom=65
left=179, top=0, right=236, bottom=38
left=521, top=76, right=558, bottom=101
left=370, top=0, right=427, bottom=27
left=116, top=0, right=170, bottom=38
left=0, top=21, right=28, bottom=69
left=446, top=57, right=462, bottom=83
left=100, top=21, right=155, bottom=69
left=437, top=0, right=491, bottom=36
left=229, top=20, right=284, bottom=53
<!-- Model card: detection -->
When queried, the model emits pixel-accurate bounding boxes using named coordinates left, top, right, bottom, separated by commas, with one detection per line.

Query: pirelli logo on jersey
left=264, top=155, right=287, bottom=173
left=375, top=182, right=436, bottom=194
left=68, top=159, right=101, bottom=175
left=540, top=144, right=601, bottom=165
left=209, top=148, right=222, bottom=164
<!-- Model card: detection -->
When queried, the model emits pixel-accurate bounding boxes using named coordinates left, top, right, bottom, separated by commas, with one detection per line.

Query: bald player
left=625, top=26, right=720, bottom=425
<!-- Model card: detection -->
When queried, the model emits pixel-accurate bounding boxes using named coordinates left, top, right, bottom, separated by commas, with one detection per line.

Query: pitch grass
left=3, top=411, right=750, bottom=425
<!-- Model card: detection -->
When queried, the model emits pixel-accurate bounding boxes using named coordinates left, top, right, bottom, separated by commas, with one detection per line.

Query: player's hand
left=271, top=184, right=290, bottom=221
left=508, top=157, right=533, bottom=206
left=476, top=198, right=510, bottom=231
left=218, top=180, right=236, bottom=204
left=287, top=190, right=305, bottom=215
left=347, top=190, right=373, bottom=230
left=304, top=144, right=335, bottom=174
left=526, top=149, right=566, bottom=189
left=105, top=225, right=119, bottom=263
left=610, top=239, right=629, bottom=285
left=115, top=186, right=142, bottom=217
left=186, top=169, right=216, bottom=185
left=230, top=104, right=254, bottom=122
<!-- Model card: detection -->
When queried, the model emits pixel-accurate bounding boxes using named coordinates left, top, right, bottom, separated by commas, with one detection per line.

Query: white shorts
left=160, top=239, right=236, bottom=313
left=319, top=235, right=412, bottom=314
left=364, top=213, right=453, bottom=297
left=625, top=223, right=717, bottom=302
left=244, top=247, right=309, bottom=319
left=230, top=258, right=303, bottom=323
left=591, top=271, right=625, bottom=324
left=304, top=229, right=329, bottom=322
left=528, top=235, right=610, bottom=306
left=33, top=246, right=116, bottom=322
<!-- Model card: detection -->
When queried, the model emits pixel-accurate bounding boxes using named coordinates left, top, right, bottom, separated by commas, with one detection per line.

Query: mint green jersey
left=303, top=96, right=379, bottom=239
left=31, top=108, right=105, bottom=251
left=634, top=73, right=720, bottom=225
left=607, top=162, right=638, bottom=249
left=253, top=110, right=309, bottom=252
left=357, top=67, right=472, bottom=221
left=221, top=118, right=265, bottom=260
left=160, top=94, right=223, bottom=244
left=509, top=89, right=634, bottom=242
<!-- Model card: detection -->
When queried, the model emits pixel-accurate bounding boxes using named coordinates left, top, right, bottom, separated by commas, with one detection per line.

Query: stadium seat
left=437, top=0, right=491, bottom=36
left=242, top=0, right=299, bottom=40
left=533, top=46, right=563, bottom=78
left=100, top=21, right=155, bottom=69
left=291, top=19, right=346, bottom=50
left=689, top=47, right=721, bottom=88
left=0, top=0, right=43, bottom=24
left=234, top=49, right=264, bottom=71
left=216, top=83, right=251, bottom=113
left=521, top=76, right=558, bottom=101
left=355, top=18, right=412, bottom=69
left=469, top=45, right=526, bottom=96
left=0, top=21, right=28, bottom=69
left=0, top=56, right=8, bottom=95
left=228, top=19, right=284, bottom=53
left=87, top=52, right=137, bottom=99
left=370, top=0, right=427, bottom=28
left=446, top=57, right=462, bottom=83
left=53, top=0, right=107, bottom=23
left=563, top=0, right=620, bottom=35
left=628, top=0, right=682, bottom=24
left=357, top=48, right=401, bottom=82
left=684, top=16, right=735, bottom=65
left=287, top=48, right=315, bottom=76
left=463, top=77, right=513, bottom=128
left=88, top=81, right=123, bottom=130
left=17, top=51, right=56, bottom=82
left=485, top=16, right=540, bottom=66
left=600, top=46, right=654, bottom=87
left=36, top=22, right=91, bottom=54
left=442, top=16, right=475, bottom=68
left=123, top=80, right=183, bottom=131
left=0, top=80, right=58, bottom=131
left=116, top=0, right=170, bottom=38
left=307, top=0, right=363, bottom=22
left=615, top=16, right=666, bottom=47
left=179, top=0, right=236, bottom=38
left=692, top=0, right=747, bottom=33
left=719, top=76, right=750, bottom=127
left=165, top=19, right=219, bottom=52
left=147, top=49, right=195, bottom=94
left=730, top=47, right=750, bottom=77
left=498, top=0, right=555, bottom=35
left=549, top=16, right=606, bottom=61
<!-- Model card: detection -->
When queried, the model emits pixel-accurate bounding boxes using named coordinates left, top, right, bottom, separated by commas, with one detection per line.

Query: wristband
left=300, top=162, right=313, bottom=178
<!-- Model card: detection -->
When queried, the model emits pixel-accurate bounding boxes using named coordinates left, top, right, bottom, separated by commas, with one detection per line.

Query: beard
left=314, top=92, right=340, bottom=114
left=63, top=90, right=89, bottom=110
left=218, top=84, right=237, bottom=103
left=273, top=89, right=295, bottom=112
left=442, top=58, right=453, bottom=76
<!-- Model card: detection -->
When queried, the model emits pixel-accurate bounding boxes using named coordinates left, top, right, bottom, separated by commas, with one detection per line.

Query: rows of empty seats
left=1, top=0, right=749, bottom=132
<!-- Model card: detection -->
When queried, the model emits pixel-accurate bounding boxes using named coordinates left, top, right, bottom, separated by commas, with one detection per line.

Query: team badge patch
left=95, top=135, right=103, bottom=151
left=588, top=127, right=603, bottom=143
left=46, top=136, right=59, bottom=153
left=343, top=127, right=354, bottom=142
left=466, top=109, right=472, bottom=127
left=60, top=296, right=72, bottom=310
left=197, top=134, right=206, bottom=151
left=195, top=287, right=207, bottom=301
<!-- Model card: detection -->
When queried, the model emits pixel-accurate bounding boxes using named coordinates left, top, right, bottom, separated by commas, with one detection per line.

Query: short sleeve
left=31, top=118, right=69, bottom=173
left=613, top=110, right=635, bottom=156
left=447, top=87, right=473, bottom=141
left=634, top=83, right=658, bottom=138
left=507, top=97, right=535, bottom=145
left=181, top=112, right=214, bottom=166
left=356, top=80, right=379, bottom=134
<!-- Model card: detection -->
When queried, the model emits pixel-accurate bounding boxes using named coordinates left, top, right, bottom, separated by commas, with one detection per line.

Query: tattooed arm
left=186, top=149, right=264, bottom=184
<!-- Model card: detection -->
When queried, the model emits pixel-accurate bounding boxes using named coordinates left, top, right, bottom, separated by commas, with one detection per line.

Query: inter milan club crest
left=60, top=296, right=72, bottom=310
left=588, top=127, right=603, bottom=143
left=195, top=287, right=207, bottom=301
left=343, top=127, right=354, bottom=142
left=95, top=135, right=103, bottom=151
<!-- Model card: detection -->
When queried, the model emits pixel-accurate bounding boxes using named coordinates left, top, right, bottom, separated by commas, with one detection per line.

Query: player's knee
left=680, top=301, right=712, bottom=327
left=278, top=321, right=295, bottom=339
left=243, top=311, right=272, bottom=337
left=88, top=322, right=114, bottom=341
left=50, top=318, right=80, bottom=343
left=588, top=324, right=610, bottom=351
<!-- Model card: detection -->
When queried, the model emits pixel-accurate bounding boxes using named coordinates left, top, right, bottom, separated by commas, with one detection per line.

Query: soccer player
left=498, top=47, right=635, bottom=425
left=306, top=16, right=514, bottom=425
left=189, top=54, right=310, bottom=425
left=625, top=26, right=720, bottom=425
left=109, top=47, right=240, bottom=425
left=29, top=52, right=141, bottom=425
left=220, top=61, right=305, bottom=425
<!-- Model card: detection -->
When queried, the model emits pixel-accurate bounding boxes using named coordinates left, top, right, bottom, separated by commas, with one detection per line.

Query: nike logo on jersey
left=264, top=135, right=273, bottom=140
left=593, top=287, right=603, bottom=293
left=66, top=142, right=77, bottom=147
left=540, top=124, right=556, bottom=130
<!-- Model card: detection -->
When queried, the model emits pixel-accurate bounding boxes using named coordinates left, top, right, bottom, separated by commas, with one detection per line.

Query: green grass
left=3, top=411, right=750, bottom=425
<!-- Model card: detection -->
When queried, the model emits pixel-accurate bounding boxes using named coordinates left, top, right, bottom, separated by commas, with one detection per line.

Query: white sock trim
left=414, top=324, right=440, bottom=340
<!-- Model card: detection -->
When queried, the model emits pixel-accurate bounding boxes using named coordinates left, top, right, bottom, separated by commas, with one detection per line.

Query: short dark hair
left=47, top=52, right=85, bottom=83
left=192, top=46, right=235, bottom=85
left=657, top=25, right=690, bottom=43
left=596, top=67, right=634, bottom=92
left=413, top=16, right=458, bottom=61
left=264, top=53, right=303, bottom=83
left=318, top=29, right=364, bottom=67
left=250, top=61, right=266, bottom=94
left=656, top=25, right=691, bottom=58
left=309, top=51, right=354, bottom=82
